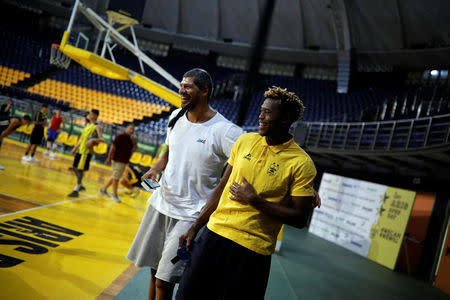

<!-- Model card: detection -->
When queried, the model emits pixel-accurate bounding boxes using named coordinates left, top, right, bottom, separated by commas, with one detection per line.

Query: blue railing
left=302, top=114, right=450, bottom=151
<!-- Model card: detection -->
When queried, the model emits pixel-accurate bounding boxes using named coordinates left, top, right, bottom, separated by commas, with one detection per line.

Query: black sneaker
left=68, top=190, right=79, bottom=197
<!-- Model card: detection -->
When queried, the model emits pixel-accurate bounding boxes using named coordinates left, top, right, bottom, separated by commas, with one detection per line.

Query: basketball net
left=50, top=44, right=71, bottom=69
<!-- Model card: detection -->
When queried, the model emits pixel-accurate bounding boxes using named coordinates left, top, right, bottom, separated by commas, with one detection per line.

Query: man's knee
left=155, top=278, right=174, bottom=291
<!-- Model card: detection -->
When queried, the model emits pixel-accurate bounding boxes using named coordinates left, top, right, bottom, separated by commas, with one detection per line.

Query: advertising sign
left=309, top=173, right=416, bottom=269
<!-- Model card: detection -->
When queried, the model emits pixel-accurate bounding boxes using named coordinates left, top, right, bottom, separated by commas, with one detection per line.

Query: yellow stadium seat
left=24, top=124, right=34, bottom=135
left=15, top=125, right=26, bottom=133
left=56, top=131, right=68, bottom=144
left=65, top=134, right=79, bottom=147
left=140, top=154, right=153, bottom=167
left=129, top=152, right=142, bottom=164
left=94, top=142, right=108, bottom=154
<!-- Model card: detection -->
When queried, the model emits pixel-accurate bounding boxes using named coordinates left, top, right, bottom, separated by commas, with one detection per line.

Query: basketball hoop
left=50, top=44, right=71, bottom=69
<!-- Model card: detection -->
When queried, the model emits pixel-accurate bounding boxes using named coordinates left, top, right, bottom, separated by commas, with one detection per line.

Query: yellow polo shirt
left=207, top=132, right=316, bottom=255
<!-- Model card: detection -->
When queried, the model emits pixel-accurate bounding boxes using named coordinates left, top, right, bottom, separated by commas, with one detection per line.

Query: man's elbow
left=289, top=211, right=312, bottom=229
left=290, top=218, right=308, bottom=229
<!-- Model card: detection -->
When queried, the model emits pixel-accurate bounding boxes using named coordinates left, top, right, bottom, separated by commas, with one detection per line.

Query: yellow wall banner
left=368, top=187, right=416, bottom=269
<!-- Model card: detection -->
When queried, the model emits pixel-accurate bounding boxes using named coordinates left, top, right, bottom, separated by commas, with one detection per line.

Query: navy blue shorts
left=47, top=128, right=59, bottom=142
left=176, top=227, right=271, bottom=300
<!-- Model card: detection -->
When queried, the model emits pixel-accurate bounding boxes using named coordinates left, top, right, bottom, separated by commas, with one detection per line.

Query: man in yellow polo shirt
left=176, top=86, right=319, bottom=300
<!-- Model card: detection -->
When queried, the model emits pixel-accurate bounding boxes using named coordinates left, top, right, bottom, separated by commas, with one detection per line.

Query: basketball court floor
left=0, top=138, right=149, bottom=300
left=1, top=138, right=449, bottom=300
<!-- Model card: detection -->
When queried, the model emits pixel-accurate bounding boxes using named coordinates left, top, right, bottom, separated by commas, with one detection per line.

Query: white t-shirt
left=149, top=109, right=243, bottom=221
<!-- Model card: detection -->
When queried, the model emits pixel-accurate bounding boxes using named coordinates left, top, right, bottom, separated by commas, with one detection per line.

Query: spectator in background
left=0, top=114, right=31, bottom=170
left=99, top=124, right=137, bottom=203
left=44, top=108, right=65, bottom=159
left=0, top=99, right=13, bottom=143
left=22, top=104, right=48, bottom=162
left=0, top=99, right=12, bottom=120
left=119, top=164, right=146, bottom=197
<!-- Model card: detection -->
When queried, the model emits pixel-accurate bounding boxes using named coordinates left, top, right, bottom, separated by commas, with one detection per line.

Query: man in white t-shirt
left=127, top=68, right=243, bottom=300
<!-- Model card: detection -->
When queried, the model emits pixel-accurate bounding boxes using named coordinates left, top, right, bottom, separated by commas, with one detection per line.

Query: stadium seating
left=129, top=152, right=142, bottom=164
left=0, top=66, right=30, bottom=86
left=27, top=79, right=170, bottom=124
left=1, top=24, right=449, bottom=154
left=140, top=154, right=153, bottom=167
left=93, top=142, right=108, bottom=155
left=65, top=134, right=79, bottom=147
left=56, top=132, right=68, bottom=144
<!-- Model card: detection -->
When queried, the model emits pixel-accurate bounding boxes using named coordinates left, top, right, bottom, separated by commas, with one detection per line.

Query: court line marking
left=0, top=193, right=99, bottom=218
left=273, top=254, right=299, bottom=300
left=0, top=192, right=42, bottom=206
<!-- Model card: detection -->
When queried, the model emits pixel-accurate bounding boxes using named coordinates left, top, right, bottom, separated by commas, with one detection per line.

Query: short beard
left=185, top=101, right=196, bottom=111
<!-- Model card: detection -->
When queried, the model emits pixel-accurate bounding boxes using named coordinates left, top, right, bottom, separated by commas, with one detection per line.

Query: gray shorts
left=126, top=204, right=194, bottom=283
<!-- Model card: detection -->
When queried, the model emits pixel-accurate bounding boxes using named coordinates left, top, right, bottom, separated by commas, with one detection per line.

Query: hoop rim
left=52, top=43, right=60, bottom=50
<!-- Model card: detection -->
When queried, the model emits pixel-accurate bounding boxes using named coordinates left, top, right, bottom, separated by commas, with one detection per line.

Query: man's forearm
left=249, top=196, right=314, bottom=228
left=91, top=138, right=104, bottom=143
left=192, top=182, right=223, bottom=231
left=151, top=148, right=169, bottom=173
left=107, top=148, right=115, bottom=161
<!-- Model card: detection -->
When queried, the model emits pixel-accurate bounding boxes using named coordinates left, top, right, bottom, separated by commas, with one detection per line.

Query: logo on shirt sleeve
left=196, top=138, right=206, bottom=144
left=267, top=162, right=279, bottom=176
left=243, top=153, right=252, bottom=161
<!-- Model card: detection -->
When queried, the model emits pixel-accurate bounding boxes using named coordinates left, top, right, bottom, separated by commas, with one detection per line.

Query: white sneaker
left=31, top=157, right=39, bottom=162
left=111, top=195, right=121, bottom=203
left=22, top=155, right=31, bottom=161
left=49, top=152, right=56, bottom=159
left=0, top=165, right=4, bottom=170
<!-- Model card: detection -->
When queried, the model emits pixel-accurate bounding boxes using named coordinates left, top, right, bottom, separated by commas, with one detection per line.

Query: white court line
left=0, top=192, right=42, bottom=206
left=0, top=193, right=99, bottom=218
left=273, top=255, right=299, bottom=300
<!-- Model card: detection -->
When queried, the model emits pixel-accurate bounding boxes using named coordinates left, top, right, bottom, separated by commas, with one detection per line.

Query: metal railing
left=302, top=114, right=450, bottom=151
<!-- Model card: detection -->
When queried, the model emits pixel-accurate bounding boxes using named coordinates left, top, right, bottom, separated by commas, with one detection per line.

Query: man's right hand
left=141, top=168, right=160, bottom=182
left=71, top=148, right=76, bottom=155
left=179, top=226, right=199, bottom=251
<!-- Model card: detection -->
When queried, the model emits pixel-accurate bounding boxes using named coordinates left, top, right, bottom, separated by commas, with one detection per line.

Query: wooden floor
left=0, top=138, right=151, bottom=300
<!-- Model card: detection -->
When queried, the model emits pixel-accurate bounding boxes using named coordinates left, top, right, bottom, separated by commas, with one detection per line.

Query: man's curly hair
left=264, top=86, right=305, bottom=122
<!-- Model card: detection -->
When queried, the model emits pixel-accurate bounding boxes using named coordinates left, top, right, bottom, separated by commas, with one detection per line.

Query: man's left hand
left=229, top=177, right=259, bottom=205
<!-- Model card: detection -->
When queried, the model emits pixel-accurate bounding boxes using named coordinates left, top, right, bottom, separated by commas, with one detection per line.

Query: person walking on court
left=176, top=86, right=320, bottom=300
left=0, top=114, right=31, bottom=170
left=22, top=104, right=48, bottom=162
left=126, top=68, right=243, bottom=300
left=0, top=98, right=12, bottom=119
left=44, top=108, right=65, bottom=158
left=68, top=109, right=103, bottom=197
left=99, top=124, right=137, bottom=203
left=0, top=99, right=16, bottom=148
